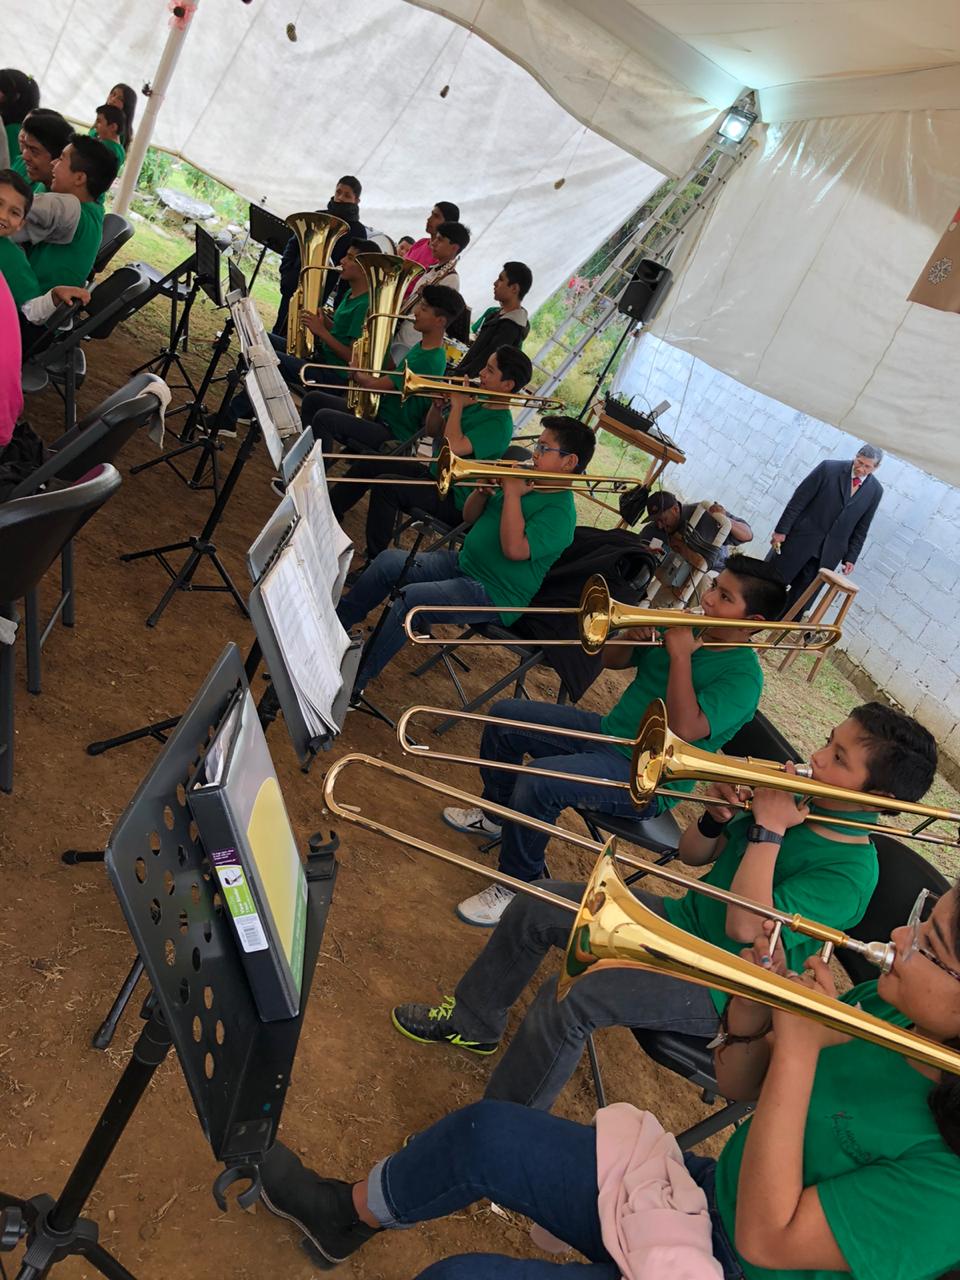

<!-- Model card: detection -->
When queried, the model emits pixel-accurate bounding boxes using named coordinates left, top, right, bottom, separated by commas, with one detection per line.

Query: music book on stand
left=188, top=685, right=308, bottom=1020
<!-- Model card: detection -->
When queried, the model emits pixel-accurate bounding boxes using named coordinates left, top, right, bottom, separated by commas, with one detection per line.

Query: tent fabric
left=654, top=110, right=960, bottom=485
left=0, top=0, right=661, bottom=315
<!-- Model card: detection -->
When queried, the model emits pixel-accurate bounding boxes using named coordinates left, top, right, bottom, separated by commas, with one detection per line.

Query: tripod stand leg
left=77, top=1240, right=139, bottom=1280
left=85, top=716, right=180, bottom=756
left=91, top=957, right=144, bottom=1050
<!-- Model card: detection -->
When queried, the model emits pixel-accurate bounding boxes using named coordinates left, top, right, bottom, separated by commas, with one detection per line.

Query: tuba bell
left=347, top=253, right=425, bottom=419
left=285, top=211, right=351, bottom=359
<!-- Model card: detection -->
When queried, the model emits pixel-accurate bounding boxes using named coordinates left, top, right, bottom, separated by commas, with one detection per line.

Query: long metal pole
left=112, top=3, right=201, bottom=216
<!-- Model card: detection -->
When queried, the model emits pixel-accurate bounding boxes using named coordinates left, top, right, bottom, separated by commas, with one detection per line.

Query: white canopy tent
left=4, top=1, right=959, bottom=480
left=0, top=0, right=662, bottom=314
left=416, top=1, right=960, bottom=484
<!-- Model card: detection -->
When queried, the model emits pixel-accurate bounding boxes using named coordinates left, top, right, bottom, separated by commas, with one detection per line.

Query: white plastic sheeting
left=655, top=111, right=960, bottom=485
left=0, top=0, right=661, bottom=313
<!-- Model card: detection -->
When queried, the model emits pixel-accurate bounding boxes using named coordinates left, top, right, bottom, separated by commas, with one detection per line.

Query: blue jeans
left=454, top=884, right=718, bottom=1109
left=478, top=699, right=656, bottom=881
left=366, top=1101, right=738, bottom=1279
left=336, top=548, right=494, bottom=689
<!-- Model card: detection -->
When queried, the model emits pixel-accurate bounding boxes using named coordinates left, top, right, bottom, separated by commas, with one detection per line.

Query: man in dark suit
left=768, top=444, right=883, bottom=613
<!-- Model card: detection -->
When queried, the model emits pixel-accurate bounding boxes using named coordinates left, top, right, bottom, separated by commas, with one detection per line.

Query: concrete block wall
left=616, top=336, right=960, bottom=759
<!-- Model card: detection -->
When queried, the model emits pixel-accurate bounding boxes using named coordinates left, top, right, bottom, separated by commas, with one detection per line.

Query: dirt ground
left=1, top=285, right=956, bottom=1279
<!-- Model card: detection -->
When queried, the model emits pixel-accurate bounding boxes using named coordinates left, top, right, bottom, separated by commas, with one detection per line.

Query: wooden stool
left=777, top=568, right=858, bottom=683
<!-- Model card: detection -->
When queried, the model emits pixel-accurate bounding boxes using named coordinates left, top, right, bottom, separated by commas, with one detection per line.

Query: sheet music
left=287, top=443, right=354, bottom=599
left=245, top=371, right=286, bottom=468
left=230, top=294, right=303, bottom=467
left=259, top=521, right=352, bottom=736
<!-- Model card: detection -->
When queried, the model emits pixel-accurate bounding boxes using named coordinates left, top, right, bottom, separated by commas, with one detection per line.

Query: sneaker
left=442, top=806, right=502, bottom=839
left=391, top=995, right=498, bottom=1055
left=270, top=476, right=286, bottom=498
left=456, top=882, right=516, bottom=927
left=259, top=1140, right=379, bottom=1268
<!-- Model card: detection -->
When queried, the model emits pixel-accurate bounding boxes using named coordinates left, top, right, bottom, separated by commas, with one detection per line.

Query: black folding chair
left=21, top=266, right=154, bottom=428
left=8, top=376, right=163, bottom=693
left=0, top=466, right=122, bottom=792
left=89, top=212, right=134, bottom=281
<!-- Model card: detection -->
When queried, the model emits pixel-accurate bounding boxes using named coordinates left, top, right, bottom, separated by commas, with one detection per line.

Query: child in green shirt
left=0, top=167, right=41, bottom=307
left=24, top=134, right=115, bottom=293
left=91, top=104, right=126, bottom=199
left=336, top=416, right=595, bottom=693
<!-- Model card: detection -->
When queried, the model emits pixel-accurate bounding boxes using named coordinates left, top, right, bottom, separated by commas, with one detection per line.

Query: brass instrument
left=395, top=699, right=960, bottom=848
left=324, top=442, right=655, bottom=497
left=322, top=753, right=960, bottom=1077
left=285, top=211, right=350, bottom=359
left=347, top=252, right=424, bottom=419
left=300, top=365, right=566, bottom=411
left=403, top=573, right=842, bottom=654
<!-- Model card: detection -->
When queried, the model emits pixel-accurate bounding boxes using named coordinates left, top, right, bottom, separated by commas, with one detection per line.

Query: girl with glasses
left=255, top=884, right=960, bottom=1279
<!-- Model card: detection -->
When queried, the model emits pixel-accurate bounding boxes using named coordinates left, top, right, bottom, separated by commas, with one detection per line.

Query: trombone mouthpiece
left=856, top=939, right=896, bottom=973
left=795, top=763, right=814, bottom=778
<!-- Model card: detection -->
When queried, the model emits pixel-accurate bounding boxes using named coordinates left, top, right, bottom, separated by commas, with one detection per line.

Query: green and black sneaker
left=391, top=996, right=499, bottom=1056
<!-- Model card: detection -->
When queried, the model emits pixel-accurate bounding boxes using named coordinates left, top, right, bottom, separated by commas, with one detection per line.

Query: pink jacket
left=0, top=274, right=23, bottom=449
left=533, top=1104, right=722, bottom=1280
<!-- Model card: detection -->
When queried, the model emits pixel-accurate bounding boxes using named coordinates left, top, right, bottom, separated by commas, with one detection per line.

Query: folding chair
left=89, top=213, right=134, bottom=281
left=0, top=466, right=122, bottom=792
left=21, top=266, right=154, bottom=428
left=8, top=376, right=163, bottom=693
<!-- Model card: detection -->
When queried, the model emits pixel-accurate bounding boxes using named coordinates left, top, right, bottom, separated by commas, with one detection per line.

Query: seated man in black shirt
left=639, top=489, right=752, bottom=572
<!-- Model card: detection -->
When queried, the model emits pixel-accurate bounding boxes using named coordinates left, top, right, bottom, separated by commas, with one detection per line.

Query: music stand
left=0, top=644, right=337, bottom=1278
left=246, top=203, right=291, bottom=292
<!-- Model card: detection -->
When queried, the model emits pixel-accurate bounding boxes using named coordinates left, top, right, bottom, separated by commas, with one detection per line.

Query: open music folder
left=286, top=441, right=354, bottom=600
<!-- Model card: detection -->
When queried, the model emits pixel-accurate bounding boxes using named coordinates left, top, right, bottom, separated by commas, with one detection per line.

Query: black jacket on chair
left=512, top=527, right=659, bottom=702
left=772, top=459, right=882, bottom=582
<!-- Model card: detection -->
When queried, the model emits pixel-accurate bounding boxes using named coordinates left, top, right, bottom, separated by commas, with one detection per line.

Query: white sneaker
left=442, top=806, right=502, bottom=839
left=457, top=882, right=516, bottom=927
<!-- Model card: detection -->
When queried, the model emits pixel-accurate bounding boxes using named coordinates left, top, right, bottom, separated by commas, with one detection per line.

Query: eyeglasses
left=532, top=442, right=572, bottom=458
left=906, top=889, right=960, bottom=984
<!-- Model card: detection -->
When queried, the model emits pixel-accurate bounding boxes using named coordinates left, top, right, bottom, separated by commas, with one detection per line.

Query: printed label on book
left=211, top=847, right=269, bottom=952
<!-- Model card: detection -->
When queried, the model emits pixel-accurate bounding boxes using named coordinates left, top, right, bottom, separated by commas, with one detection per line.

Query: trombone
left=300, top=364, right=566, bottom=410
left=403, top=573, right=842, bottom=654
left=323, top=442, right=652, bottom=497
left=322, top=753, right=960, bottom=1077
left=395, top=698, right=960, bottom=848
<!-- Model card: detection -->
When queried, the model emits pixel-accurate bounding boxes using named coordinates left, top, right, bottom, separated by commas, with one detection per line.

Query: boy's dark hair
left=493, top=345, right=532, bottom=391
left=436, top=200, right=460, bottom=221
left=647, top=489, right=679, bottom=517
left=64, top=133, right=120, bottom=199
left=20, top=109, right=72, bottom=159
left=0, top=167, right=34, bottom=216
left=540, top=415, right=596, bottom=474
left=0, top=69, right=40, bottom=123
left=344, top=235, right=381, bottom=256
left=95, top=103, right=127, bottom=138
left=722, top=554, right=787, bottom=620
left=420, top=284, right=465, bottom=325
left=849, top=702, right=937, bottom=802
left=503, top=261, right=533, bottom=300
left=337, top=174, right=362, bottom=199
left=435, top=220, right=470, bottom=250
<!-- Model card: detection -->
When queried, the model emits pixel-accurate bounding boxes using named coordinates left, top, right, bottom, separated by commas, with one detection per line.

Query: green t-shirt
left=600, top=645, right=763, bottom=810
left=715, top=981, right=960, bottom=1280
left=5, top=122, right=21, bottom=164
left=429, top=402, right=514, bottom=510
left=27, top=199, right=103, bottom=291
left=319, top=289, right=368, bottom=381
left=662, top=812, right=878, bottom=1012
left=458, top=488, right=576, bottom=624
left=9, top=152, right=42, bottom=194
left=379, top=341, right=447, bottom=441
left=94, top=138, right=125, bottom=204
left=0, top=235, right=41, bottom=306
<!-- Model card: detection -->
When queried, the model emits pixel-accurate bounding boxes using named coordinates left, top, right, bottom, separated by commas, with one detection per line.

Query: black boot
left=259, top=1141, right=381, bottom=1269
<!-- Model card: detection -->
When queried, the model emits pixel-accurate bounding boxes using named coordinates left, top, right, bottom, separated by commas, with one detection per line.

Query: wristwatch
left=747, top=824, right=784, bottom=846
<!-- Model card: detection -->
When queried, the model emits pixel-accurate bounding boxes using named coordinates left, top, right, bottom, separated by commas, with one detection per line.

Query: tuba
left=347, top=253, right=424, bottom=419
left=285, top=211, right=351, bottom=359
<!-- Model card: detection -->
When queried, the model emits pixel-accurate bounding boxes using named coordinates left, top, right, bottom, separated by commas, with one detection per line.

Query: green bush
left=137, top=147, right=173, bottom=193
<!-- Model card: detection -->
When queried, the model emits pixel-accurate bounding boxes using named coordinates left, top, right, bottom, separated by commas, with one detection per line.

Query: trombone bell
left=560, top=848, right=960, bottom=1077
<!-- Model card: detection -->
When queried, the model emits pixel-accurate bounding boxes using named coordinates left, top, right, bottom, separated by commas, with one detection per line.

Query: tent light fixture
left=717, top=106, right=757, bottom=144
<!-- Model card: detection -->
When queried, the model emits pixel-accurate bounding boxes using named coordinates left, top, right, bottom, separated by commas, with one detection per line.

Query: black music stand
left=0, top=644, right=337, bottom=1278
left=128, top=253, right=200, bottom=398
left=246, top=203, right=291, bottom=291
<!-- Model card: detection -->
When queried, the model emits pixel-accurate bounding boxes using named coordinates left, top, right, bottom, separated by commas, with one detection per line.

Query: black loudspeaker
left=618, top=259, right=673, bottom=324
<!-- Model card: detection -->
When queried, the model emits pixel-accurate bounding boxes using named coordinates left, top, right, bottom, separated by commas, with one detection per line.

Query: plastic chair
left=8, top=376, right=163, bottom=693
left=89, top=213, right=134, bottom=281
left=0, top=466, right=122, bottom=792
left=21, top=266, right=154, bottom=428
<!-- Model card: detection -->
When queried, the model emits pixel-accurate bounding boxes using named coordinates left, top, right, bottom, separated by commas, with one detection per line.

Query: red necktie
left=852, top=477, right=861, bottom=490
